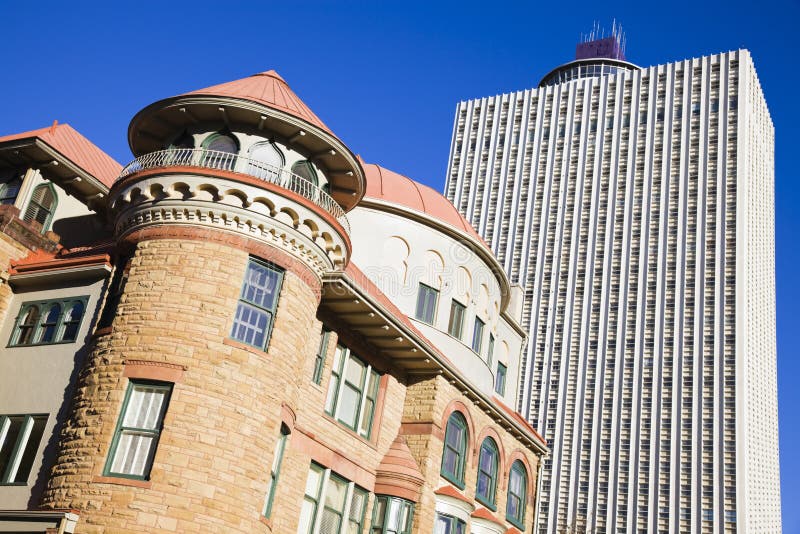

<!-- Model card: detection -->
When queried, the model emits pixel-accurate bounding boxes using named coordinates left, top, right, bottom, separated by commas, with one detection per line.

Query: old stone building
left=0, top=70, right=546, bottom=533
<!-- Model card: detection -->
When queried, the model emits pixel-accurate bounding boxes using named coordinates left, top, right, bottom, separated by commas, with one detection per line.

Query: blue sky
left=2, top=0, right=798, bottom=529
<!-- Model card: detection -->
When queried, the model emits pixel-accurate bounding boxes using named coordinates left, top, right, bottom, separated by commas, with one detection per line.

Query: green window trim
left=8, top=296, right=89, bottom=347
left=447, top=300, right=466, bottom=339
left=263, top=425, right=289, bottom=518
left=414, top=283, right=438, bottom=325
left=23, top=183, right=58, bottom=232
left=495, top=363, right=507, bottom=396
left=312, top=328, right=331, bottom=385
left=475, top=438, right=499, bottom=509
left=230, top=258, right=284, bottom=351
left=487, top=334, right=495, bottom=367
left=300, top=462, right=368, bottom=534
left=435, top=513, right=466, bottom=534
left=440, top=412, right=468, bottom=489
left=103, top=380, right=172, bottom=480
left=506, top=460, right=528, bottom=529
left=371, top=495, right=414, bottom=534
left=0, top=414, right=48, bottom=485
left=324, top=344, right=381, bottom=439
left=471, top=317, right=485, bottom=353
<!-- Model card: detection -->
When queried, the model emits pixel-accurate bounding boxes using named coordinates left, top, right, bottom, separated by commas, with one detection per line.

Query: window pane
left=0, top=417, right=24, bottom=479
left=325, top=476, right=348, bottom=510
left=123, top=386, right=167, bottom=430
left=242, top=262, right=281, bottom=309
left=110, top=431, right=155, bottom=476
left=338, top=385, right=361, bottom=428
left=472, top=318, right=485, bottom=352
left=11, top=416, right=46, bottom=483
left=232, top=302, right=269, bottom=347
left=298, top=499, right=318, bottom=534
left=61, top=301, right=85, bottom=342
left=206, top=134, right=237, bottom=153
left=39, top=304, right=61, bottom=343
left=319, top=508, right=343, bottom=534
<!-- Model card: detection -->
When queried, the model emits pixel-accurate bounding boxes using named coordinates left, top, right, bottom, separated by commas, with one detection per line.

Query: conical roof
left=183, top=70, right=332, bottom=135
left=374, top=434, right=424, bottom=501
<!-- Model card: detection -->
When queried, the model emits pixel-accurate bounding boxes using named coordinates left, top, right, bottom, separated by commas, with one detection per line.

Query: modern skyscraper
left=445, top=36, right=779, bottom=533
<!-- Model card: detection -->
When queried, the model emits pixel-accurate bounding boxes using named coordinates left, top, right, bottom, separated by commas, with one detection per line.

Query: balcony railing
left=118, top=148, right=349, bottom=233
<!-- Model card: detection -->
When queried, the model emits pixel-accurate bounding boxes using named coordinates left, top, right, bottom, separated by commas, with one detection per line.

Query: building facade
left=445, top=43, right=779, bottom=533
left=0, top=71, right=547, bottom=533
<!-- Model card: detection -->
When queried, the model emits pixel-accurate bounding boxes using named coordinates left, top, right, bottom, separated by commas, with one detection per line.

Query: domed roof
left=182, top=70, right=333, bottom=135
left=361, top=162, right=486, bottom=246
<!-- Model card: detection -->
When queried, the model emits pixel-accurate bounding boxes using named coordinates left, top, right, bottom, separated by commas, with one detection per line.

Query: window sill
left=475, top=496, right=497, bottom=512
left=259, top=516, right=273, bottom=529
left=440, top=473, right=466, bottom=491
left=92, top=326, right=113, bottom=338
left=223, top=337, right=267, bottom=356
left=92, top=475, right=152, bottom=489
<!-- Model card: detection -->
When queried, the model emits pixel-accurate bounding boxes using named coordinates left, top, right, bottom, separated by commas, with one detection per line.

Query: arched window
left=440, top=412, right=468, bottom=487
left=61, top=300, right=85, bottom=342
left=291, top=160, right=318, bottom=187
left=170, top=131, right=194, bottom=150
left=23, top=184, right=58, bottom=232
left=14, top=306, right=39, bottom=346
left=38, top=303, right=62, bottom=344
left=475, top=438, right=499, bottom=507
left=248, top=142, right=284, bottom=180
left=506, top=460, right=528, bottom=529
left=202, top=132, right=238, bottom=170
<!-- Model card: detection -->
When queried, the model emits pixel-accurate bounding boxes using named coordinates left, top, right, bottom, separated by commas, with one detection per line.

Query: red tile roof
left=0, top=122, right=121, bottom=187
left=434, top=485, right=472, bottom=504
left=361, top=162, right=488, bottom=248
left=184, top=70, right=333, bottom=135
left=471, top=507, right=504, bottom=525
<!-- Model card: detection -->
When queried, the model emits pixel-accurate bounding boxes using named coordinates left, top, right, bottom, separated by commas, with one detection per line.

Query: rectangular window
left=495, top=363, right=507, bottom=395
left=471, top=317, right=485, bottom=353
left=263, top=425, right=289, bottom=518
left=447, top=300, right=466, bottom=339
left=325, top=345, right=381, bottom=439
left=487, top=334, right=495, bottom=367
left=371, top=495, right=414, bottom=534
left=0, top=414, right=47, bottom=484
left=435, top=513, right=466, bottom=534
left=104, top=381, right=172, bottom=480
left=299, top=463, right=368, bottom=534
left=312, top=328, right=331, bottom=385
left=9, top=297, right=89, bottom=347
left=414, top=283, right=438, bottom=325
left=231, top=258, right=283, bottom=350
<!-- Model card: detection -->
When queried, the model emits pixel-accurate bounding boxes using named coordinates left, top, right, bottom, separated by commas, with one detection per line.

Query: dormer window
left=249, top=142, right=284, bottom=179
left=202, top=132, right=238, bottom=170
left=0, top=172, right=21, bottom=205
left=291, top=160, right=318, bottom=186
left=23, top=183, right=57, bottom=232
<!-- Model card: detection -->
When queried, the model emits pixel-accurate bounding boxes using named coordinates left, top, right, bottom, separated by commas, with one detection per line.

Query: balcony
left=118, top=148, right=349, bottom=233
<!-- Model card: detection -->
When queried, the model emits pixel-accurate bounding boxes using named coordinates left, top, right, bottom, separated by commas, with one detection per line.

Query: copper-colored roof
left=374, top=434, right=424, bottom=501
left=361, top=162, right=487, bottom=246
left=183, top=70, right=332, bottom=135
left=0, top=123, right=121, bottom=187
left=434, top=485, right=472, bottom=504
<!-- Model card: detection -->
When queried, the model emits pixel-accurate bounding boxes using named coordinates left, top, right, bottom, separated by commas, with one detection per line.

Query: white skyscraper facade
left=444, top=46, right=780, bottom=533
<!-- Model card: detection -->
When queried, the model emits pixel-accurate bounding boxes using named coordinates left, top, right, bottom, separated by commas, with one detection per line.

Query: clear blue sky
left=2, top=0, right=797, bottom=529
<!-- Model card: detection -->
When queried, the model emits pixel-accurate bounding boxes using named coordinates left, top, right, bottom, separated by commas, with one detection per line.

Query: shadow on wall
left=52, top=215, right=112, bottom=249
left=27, top=276, right=111, bottom=508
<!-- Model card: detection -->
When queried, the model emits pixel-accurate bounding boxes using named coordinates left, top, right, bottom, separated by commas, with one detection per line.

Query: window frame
left=446, top=299, right=466, bottom=339
left=23, top=183, right=58, bottom=232
left=414, top=283, right=439, bottom=325
left=263, top=425, right=289, bottom=518
left=440, top=412, right=468, bottom=489
left=312, top=327, right=331, bottom=385
left=505, top=460, right=528, bottom=529
left=434, top=513, right=466, bottom=534
left=291, top=160, right=319, bottom=187
left=0, top=414, right=48, bottom=485
left=487, top=334, right=495, bottom=366
left=299, top=462, right=369, bottom=534
left=0, top=172, right=21, bottom=205
left=230, top=258, right=284, bottom=351
left=495, top=362, right=507, bottom=396
left=103, top=380, right=173, bottom=481
left=8, top=296, right=90, bottom=347
left=370, top=495, right=415, bottom=534
left=471, top=317, right=485, bottom=353
left=324, top=344, right=381, bottom=439
left=475, top=438, right=499, bottom=509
